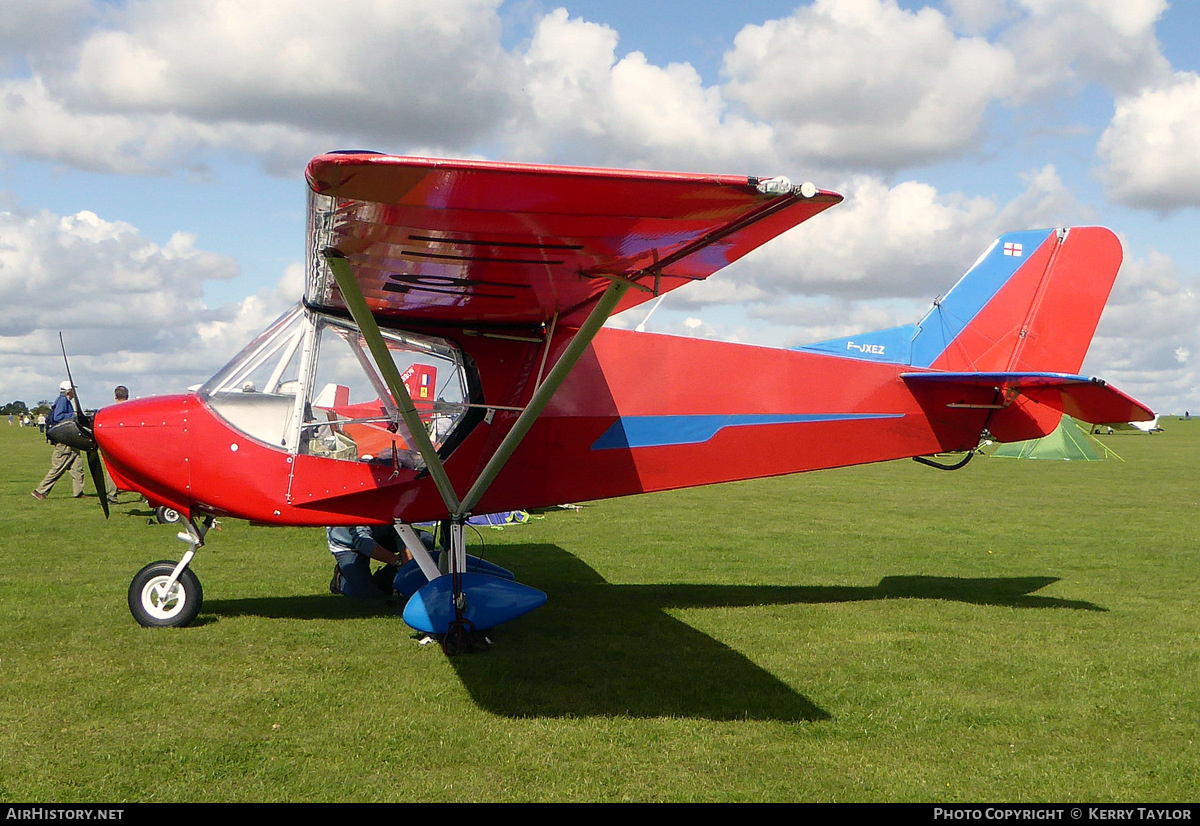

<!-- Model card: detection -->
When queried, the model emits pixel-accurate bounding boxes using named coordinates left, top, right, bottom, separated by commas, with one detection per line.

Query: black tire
left=154, top=506, right=182, bottom=524
left=128, top=560, right=203, bottom=627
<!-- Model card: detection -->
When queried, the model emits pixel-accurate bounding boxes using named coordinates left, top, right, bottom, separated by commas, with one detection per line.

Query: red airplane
left=71, top=152, right=1152, bottom=650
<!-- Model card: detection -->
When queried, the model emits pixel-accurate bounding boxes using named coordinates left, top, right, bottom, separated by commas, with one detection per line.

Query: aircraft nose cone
left=93, top=394, right=194, bottom=509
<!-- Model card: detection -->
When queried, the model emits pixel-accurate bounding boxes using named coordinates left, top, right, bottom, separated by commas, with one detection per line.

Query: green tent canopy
left=990, top=417, right=1121, bottom=461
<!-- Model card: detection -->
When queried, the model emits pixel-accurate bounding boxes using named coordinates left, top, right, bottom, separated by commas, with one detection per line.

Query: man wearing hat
left=31, top=380, right=85, bottom=500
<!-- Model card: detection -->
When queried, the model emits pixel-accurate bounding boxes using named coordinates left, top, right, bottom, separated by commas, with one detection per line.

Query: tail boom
left=468, top=332, right=995, bottom=513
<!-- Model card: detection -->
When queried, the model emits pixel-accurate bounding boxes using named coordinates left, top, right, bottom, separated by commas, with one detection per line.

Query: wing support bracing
left=460, top=280, right=629, bottom=515
left=325, top=249, right=463, bottom=513
left=324, top=248, right=628, bottom=641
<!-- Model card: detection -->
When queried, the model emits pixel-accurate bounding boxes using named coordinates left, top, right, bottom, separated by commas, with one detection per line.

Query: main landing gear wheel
left=154, top=506, right=182, bottom=525
left=442, top=620, right=492, bottom=656
left=128, top=560, right=203, bottom=627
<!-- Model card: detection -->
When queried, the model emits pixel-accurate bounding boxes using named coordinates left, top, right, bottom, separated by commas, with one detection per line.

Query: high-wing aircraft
left=75, top=152, right=1153, bottom=651
left=1099, top=416, right=1163, bottom=433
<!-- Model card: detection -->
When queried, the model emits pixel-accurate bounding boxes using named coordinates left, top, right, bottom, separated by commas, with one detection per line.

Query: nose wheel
left=127, top=514, right=212, bottom=627
left=128, top=561, right=203, bottom=627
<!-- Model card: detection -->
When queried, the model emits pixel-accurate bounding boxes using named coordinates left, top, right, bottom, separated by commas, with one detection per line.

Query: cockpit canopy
left=200, top=304, right=472, bottom=465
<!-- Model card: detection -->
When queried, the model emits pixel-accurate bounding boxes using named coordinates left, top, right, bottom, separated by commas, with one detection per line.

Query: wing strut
left=324, top=249, right=462, bottom=513
left=323, top=247, right=630, bottom=519
left=460, top=280, right=629, bottom=514
left=326, top=249, right=628, bottom=646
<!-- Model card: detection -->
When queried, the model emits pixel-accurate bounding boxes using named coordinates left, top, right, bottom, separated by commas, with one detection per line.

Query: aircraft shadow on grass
left=203, top=543, right=1102, bottom=723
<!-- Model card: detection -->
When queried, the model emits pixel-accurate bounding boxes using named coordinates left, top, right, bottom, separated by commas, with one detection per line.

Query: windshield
left=201, top=305, right=306, bottom=397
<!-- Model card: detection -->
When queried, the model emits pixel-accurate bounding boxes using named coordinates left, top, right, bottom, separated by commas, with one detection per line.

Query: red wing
left=305, top=153, right=841, bottom=328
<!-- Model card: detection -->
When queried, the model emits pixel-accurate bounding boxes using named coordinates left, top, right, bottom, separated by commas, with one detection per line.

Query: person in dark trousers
left=327, top=525, right=414, bottom=599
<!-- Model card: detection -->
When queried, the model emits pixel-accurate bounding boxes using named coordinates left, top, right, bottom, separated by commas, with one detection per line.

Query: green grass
left=1, top=420, right=1197, bottom=801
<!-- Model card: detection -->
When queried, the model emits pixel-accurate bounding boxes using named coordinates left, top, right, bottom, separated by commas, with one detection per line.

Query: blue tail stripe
left=592, top=413, right=904, bottom=450
left=795, top=323, right=917, bottom=364
left=795, top=230, right=1056, bottom=368
left=909, top=229, right=1054, bottom=368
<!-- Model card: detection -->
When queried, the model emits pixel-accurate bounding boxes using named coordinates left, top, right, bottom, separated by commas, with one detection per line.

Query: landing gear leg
left=127, top=514, right=213, bottom=628
left=442, top=516, right=490, bottom=655
left=442, top=618, right=489, bottom=655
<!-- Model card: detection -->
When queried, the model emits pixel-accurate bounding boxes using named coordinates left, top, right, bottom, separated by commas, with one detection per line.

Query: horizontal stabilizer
left=901, top=372, right=1154, bottom=425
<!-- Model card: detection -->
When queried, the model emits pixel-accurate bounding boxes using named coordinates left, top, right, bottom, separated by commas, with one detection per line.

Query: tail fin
left=798, top=227, right=1144, bottom=442
left=800, top=227, right=1123, bottom=374
left=913, top=227, right=1121, bottom=373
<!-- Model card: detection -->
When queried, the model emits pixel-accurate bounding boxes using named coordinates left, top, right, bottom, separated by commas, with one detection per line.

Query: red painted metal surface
left=469, top=328, right=958, bottom=516
left=93, top=327, right=982, bottom=525
left=930, top=227, right=1122, bottom=375
left=305, top=153, right=841, bottom=327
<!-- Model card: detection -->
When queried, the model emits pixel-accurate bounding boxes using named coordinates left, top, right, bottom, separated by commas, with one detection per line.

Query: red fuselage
left=94, top=325, right=1022, bottom=528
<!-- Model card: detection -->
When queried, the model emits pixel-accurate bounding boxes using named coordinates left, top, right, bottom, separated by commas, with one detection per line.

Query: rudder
left=799, top=227, right=1130, bottom=443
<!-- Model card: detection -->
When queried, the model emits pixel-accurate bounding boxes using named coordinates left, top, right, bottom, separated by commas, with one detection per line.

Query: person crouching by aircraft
left=31, top=381, right=84, bottom=500
left=327, top=525, right=417, bottom=599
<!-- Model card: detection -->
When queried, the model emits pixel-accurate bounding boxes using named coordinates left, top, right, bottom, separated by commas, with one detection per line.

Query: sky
left=1, top=0, right=1198, bottom=415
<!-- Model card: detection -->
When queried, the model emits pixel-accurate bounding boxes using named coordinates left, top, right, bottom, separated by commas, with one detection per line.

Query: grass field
left=1, top=419, right=1197, bottom=802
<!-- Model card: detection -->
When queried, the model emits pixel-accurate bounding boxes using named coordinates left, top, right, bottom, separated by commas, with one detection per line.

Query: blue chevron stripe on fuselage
left=591, top=413, right=904, bottom=450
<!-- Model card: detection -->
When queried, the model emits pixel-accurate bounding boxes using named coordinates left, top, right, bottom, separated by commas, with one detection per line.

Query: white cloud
left=0, top=77, right=184, bottom=174
left=0, top=61, right=343, bottom=177
left=720, top=0, right=1017, bottom=170
left=1002, top=0, right=1170, bottom=99
left=66, top=0, right=517, bottom=140
left=2, top=0, right=518, bottom=174
left=513, top=8, right=775, bottom=170
left=0, top=208, right=226, bottom=339
left=0, top=205, right=299, bottom=404
left=995, top=164, right=1092, bottom=228
left=944, top=0, right=1020, bottom=34
left=0, top=0, right=1181, bottom=194
left=0, top=0, right=94, bottom=69
left=691, top=174, right=1001, bottom=305
left=1096, top=72, right=1200, bottom=211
